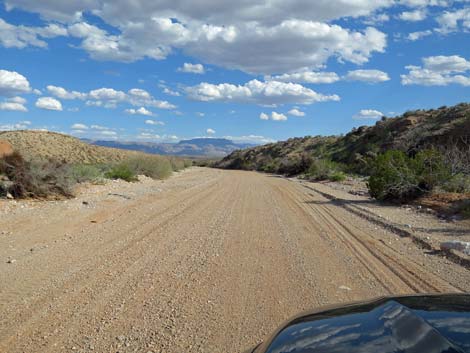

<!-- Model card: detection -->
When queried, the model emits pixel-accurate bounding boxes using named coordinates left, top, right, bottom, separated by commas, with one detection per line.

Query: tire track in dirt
left=280, top=180, right=461, bottom=293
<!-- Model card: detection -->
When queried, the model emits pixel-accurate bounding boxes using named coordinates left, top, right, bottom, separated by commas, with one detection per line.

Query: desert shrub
left=0, top=152, right=73, bottom=198
left=278, top=153, right=313, bottom=176
left=68, top=164, right=105, bottom=183
left=437, top=136, right=470, bottom=176
left=442, top=174, right=470, bottom=193
left=227, top=156, right=250, bottom=170
left=307, top=159, right=333, bottom=180
left=368, top=151, right=419, bottom=201
left=168, top=157, right=185, bottom=172
left=367, top=149, right=449, bottom=202
left=261, top=161, right=279, bottom=173
left=184, top=159, right=193, bottom=168
left=460, top=202, right=470, bottom=219
left=329, top=171, right=347, bottom=182
left=412, top=149, right=449, bottom=190
left=306, top=158, right=345, bottom=181
left=105, top=164, right=138, bottom=182
left=123, top=155, right=172, bottom=179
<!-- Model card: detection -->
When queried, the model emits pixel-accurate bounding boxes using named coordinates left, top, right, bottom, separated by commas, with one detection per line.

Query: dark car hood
left=255, top=294, right=470, bottom=353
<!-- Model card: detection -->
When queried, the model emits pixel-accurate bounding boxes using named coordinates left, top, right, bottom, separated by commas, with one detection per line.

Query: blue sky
left=0, top=1, right=469, bottom=144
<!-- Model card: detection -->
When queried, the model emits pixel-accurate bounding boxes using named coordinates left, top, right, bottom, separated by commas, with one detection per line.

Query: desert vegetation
left=0, top=149, right=191, bottom=199
left=216, top=103, right=470, bottom=213
left=0, top=130, right=194, bottom=199
left=0, top=152, right=74, bottom=199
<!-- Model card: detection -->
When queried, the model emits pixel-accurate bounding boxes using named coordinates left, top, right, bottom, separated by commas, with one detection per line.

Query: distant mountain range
left=82, top=138, right=256, bottom=157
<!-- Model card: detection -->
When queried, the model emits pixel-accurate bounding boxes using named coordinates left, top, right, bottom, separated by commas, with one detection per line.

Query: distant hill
left=84, top=138, right=256, bottom=157
left=0, top=130, right=153, bottom=164
left=216, top=103, right=470, bottom=173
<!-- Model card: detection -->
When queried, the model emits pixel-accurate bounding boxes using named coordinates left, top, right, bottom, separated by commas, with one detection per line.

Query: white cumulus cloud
left=206, top=128, right=216, bottom=134
left=178, top=63, right=205, bottom=74
left=353, top=109, right=384, bottom=119
left=45, top=84, right=176, bottom=110
left=344, top=69, right=390, bottom=83
left=288, top=108, right=305, bottom=117
left=4, top=1, right=393, bottom=24
left=0, top=101, right=27, bottom=112
left=1, top=1, right=393, bottom=74
left=260, top=111, right=287, bottom=121
left=71, top=123, right=88, bottom=129
left=267, top=71, right=339, bottom=84
left=162, top=87, right=181, bottom=96
left=125, top=107, right=154, bottom=116
left=399, top=9, right=427, bottom=21
left=437, top=7, right=470, bottom=33
left=187, top=22, right=387, bottom=74
left=401, top=55, right=470, bottom=86
left=35, top=96, right=63, bottom=111
left=0, top=120, right=32, bottom=130
left=187, top=79, right=339, bottom=106
left=144, top=119, right=164, bottom=125
left=138, top=132, right=161, bottom=140
left=0, top=69, right=31, bottom=96
left=407, top=30, right=433, bottom=41
left=47, top=85, right=86, bottom=99
left=0, top=18, right=67, bottom=49
left=0, top=96, right=28, bottom=111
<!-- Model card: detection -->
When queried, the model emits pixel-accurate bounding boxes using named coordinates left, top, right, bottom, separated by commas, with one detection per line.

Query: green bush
left=442, top=174, right=470, bottom=193
left=278, top=153, right=312, bottom=176
left=227, top=156, right=250, bottom=170
left=68, top=164, right=105, bottom=184
left=412, top=149, right=449, bottom=190
left=261, top=162, right=278, bottom=173
left=306, top=158, right=345, bottom=181
left=460, top=202, right=470, bottom=219
left=329, top=171, right=347, bottom=182
left=367, top=149, right=449, bottom=202
left=0, top=152, right=74, bottom=198
left=368, top=150, right=418, bottom=201
left=105, top=164, right=138, bottom=182
left=123, top=155, right=172, bottom=179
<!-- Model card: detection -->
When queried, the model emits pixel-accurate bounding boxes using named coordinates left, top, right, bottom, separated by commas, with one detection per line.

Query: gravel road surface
left=0, top=168, right=468, bottom=353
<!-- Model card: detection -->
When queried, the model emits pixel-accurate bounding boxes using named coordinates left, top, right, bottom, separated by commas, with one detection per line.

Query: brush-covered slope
left=0, top=130, right=146, bottom=164
left=216, top=103, right=470, bottom=173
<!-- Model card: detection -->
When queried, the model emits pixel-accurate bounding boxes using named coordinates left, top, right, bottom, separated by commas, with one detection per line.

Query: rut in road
left=0, top=168, right=467, bottom=353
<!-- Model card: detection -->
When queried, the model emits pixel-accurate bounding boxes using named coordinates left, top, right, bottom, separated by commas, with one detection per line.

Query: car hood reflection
left=260, top=295, right=470, bottom=353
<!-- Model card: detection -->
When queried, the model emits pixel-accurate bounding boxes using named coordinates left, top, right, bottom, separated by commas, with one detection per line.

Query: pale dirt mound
left=0, top=130, right=148, bottom=164
left=0, top=140, right=14, bottom=158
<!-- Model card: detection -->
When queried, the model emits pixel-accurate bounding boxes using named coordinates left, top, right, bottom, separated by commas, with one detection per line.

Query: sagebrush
left=0, top=152, right=74, bottom=198
left=122, top=155, right=173, bottom=179
left=367, top=149, right=449, bottom=202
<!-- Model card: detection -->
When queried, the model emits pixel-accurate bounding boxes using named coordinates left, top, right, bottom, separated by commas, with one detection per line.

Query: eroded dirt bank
left=0, top=168, right=468, bottom=353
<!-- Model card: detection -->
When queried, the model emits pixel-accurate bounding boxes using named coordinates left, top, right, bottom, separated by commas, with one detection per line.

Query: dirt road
left=0, top=168, right=468, bottom=352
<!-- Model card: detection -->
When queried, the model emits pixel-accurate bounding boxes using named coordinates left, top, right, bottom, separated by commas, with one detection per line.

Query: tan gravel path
left=0, top=168, right=467, bottom=353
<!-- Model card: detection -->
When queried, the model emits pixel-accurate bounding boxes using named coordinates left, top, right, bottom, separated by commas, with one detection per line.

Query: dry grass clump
left=121, top=155, right=173, bottom=179
left=105, top=163, right=138, bottom=182
left=0, top=152, right=73, bottom=199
